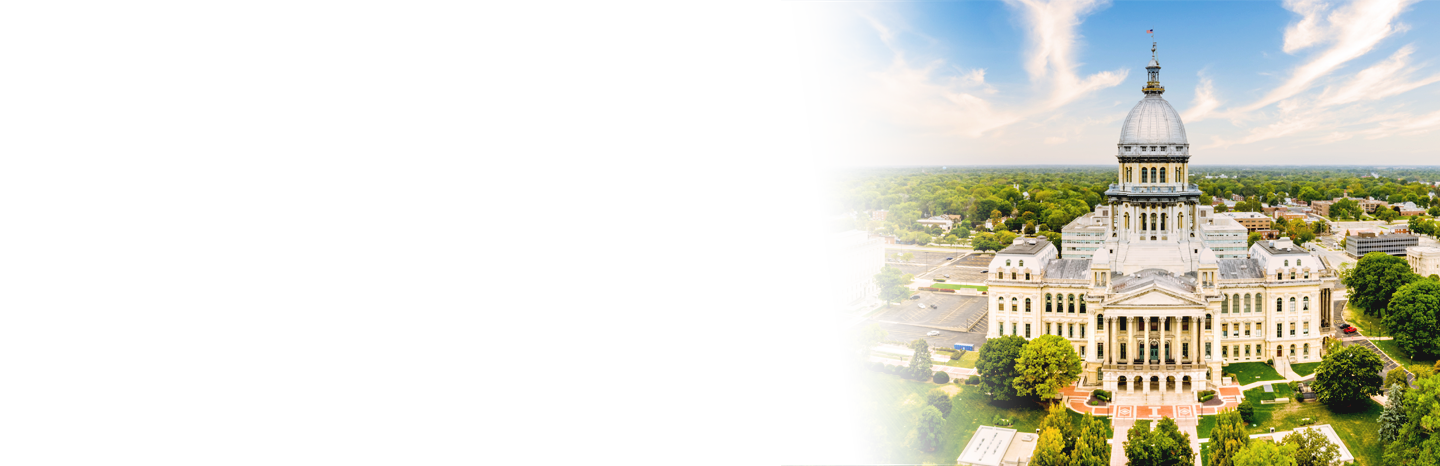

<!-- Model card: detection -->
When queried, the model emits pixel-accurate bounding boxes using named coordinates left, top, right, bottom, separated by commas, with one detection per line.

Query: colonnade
left=1104, top=315, right=1207, bottom=365
left=1112, top=202, right=1198, bottom=241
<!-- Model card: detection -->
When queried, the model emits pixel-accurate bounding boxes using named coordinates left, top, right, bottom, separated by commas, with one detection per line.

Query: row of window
left=996, top=294, right=1086, bottom=313
left=1219, top=322, right=1311, bottom=337
left=1220, top=293, right=1313, bottom=313
left=1123, top=165, right=1184, bottom=183
left=1222, top=343, right=1310, bottom=358
left=996, top=322, right=1089, bottom=339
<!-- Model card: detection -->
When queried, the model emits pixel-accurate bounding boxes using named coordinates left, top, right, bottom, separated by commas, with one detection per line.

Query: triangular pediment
left=1108, top=287, right=1204, bottom=307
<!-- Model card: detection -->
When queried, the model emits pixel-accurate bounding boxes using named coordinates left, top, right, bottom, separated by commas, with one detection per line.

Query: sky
left=795, top=0, right=1440, bottom=166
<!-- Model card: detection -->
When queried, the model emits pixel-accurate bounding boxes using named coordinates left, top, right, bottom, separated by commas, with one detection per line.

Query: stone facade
left=983, top=47, right=1335, bottom=405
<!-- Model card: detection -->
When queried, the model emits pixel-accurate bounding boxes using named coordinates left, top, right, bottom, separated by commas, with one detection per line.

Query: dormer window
left=1006, top=259, right=1011, bottom=266
left=1019, top=260, right=1025, bottom=267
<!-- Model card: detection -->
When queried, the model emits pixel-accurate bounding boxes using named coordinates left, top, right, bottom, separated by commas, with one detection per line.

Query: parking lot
left=874, top=293, right=988, bottom=328
left=885, top=249, right=962, bottom=277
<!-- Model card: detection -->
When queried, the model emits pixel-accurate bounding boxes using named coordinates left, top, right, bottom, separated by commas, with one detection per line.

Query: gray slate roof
left=1110, top=268, right=1196, bottom=294
left=1217, top=259, right=1263, bottom=279
left=1044, top=258, right=1092, bottom=279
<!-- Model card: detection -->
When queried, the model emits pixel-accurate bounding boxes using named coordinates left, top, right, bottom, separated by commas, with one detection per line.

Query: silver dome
left=1118, top=94, right=1187, bottom=145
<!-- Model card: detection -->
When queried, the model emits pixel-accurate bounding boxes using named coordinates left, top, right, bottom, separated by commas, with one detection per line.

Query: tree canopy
left=1232, top=440, right=1297, bottom=466
left=975, top=335, right=1027, bottom=401
left=906, top=338, right=933, bottom=380
left=1383, top=371, right=1440, bottom=463
left=1313, top=344, right=1385, bottom=408
left=875, top=266, right=914, bottom=305
left=777, top=379, right=887, bottom=466
left=1123, top=417, right=1194, bottom=466
left=1281, top=427, right=1340, bottom=466
left=1012, top=335, right=1082, bottom=401
left=1384, top=279, right=1440, bottom=359
left=1345, top=252, right=1420, bottom=317
left=1207, top=411, right=1250, bottom=466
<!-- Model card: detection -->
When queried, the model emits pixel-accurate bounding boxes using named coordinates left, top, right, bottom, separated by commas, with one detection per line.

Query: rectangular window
left=1304, top=322, right=1310, bottom=335
left=1120, top=319, right=1127, bottom=331
left=1223, top=345, right=1228, bottom=357
left=1120, top=343, right=1126, bottom=360
left=1245, top=324, right=1250, bottom=336
left=1047, top=323, right=1052, bottom=335
left=1026, top=324, right=1032, bottom=338
left=1222, top=324, right=1228, bottom=337
left=1245, top=346, right=1251, bottom=357
left=1098, top=343, right=1104, bottom=359
left=1013, top=323, right=1018, bottom=336
left=1069, top=324, right=1074, bottom=339
left=1277, top=323, right=1283, bottom=338
left=1080, top=346, right=1086, bottom=358
left=1080, top=324, right=1086, bottom=338
left=1206, top=342, right=1212, bottom=357
left=999, top=323, right=1004, bottom=335
left=1182, top=342, right=1189, bottom=358
left=1290, top=323, right=1295, bottom=336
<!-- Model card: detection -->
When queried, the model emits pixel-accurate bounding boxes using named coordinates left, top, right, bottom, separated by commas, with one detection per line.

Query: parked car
left=917, top=303, right=926, bottom=309
left=910, top=294, right=921, bottom=300
left=926, top=330, right=941, bottom=336
left=930, top=304, right=938, bottom=309
left=943, top=274, right=950, bottom=278
left=1343, top=325, right=1359, bottom=334
left=946, top=257, right=954, bottom=260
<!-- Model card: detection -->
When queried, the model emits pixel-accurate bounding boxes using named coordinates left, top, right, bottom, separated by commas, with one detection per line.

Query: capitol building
left=985, top=44, right=1337, bottom=404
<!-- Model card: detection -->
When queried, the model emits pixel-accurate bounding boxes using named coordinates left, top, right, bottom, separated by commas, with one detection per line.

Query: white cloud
left=1314, top=44, right=1440, bottom=107
left=1044, top=137, right=1067, bottom=144
left=1226, top=0, right=1414, bottom=116
left=1181, top=76, right=1220, bottom=122
left=1005, top=0, right=1127, bottom=108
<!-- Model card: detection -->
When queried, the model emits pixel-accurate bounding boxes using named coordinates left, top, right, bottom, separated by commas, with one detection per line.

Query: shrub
left=1238, top=400, right=1256, bottom=424
left=1092, top=389, right=1111, bottom=402
left=1385, top=367, right=1409, bottom=389
left=1266, top=358, right=1274, bottom=366
left=1197, top=390, right=1216, bottom=402
left=967, top=375, right=980, bottom=385
left=933, top=278, right=946, bottom=282
left=1288, top=380, right=1301, bottom=394
left=934, top=371, right=950, bottom=384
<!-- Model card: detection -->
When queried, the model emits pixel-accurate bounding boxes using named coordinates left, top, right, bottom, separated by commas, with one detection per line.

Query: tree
left=1385, top=279, right=1440, bottom=359
left=1237, top=399, right=1256, bottom=424
left=1378, top=207, right=1400, bottom=222
left=975, top=335, right=1026, bottom=401
left=1386, top=367, right=1412, bottom=390
left=1124, top=417, right=1194, bottom=466
left=853, top=323, right=887, bottom=360
left=1013, top=335, right=1082, bottom=402
left=1232, top=440, right=1298, bottom=466
left=1208, top=411, right=1250, bottom=466
left=1313, top=344, right=1385, bottom=409
left=907, top=339, right=933, bottom=380
left=1383, top=370, right=1440, bottom=463
left=1430, top=204, right=1440, bottom=217
left=1031, top=426, right=1066, bottom=466
left=1038, top=402, right=1076, bottom=452
left=875, top=266, right=914, bottom=306
left=1247, top=232, right=1261, bottom=248
left=1379, top=383, right=1408, bottom=444
left=777, top=379, right=887, bottom=463
left=1282, top=427, right=1340, bottom=466
left=1215, top=203, right=1230, bottom=213
left=911, top=405, right=945, bottom=452
left=1332, top=198, right=1361, bottom=220
left=899, top=252, right=914, bottom=263
left=925, top=388, right=952, bottom=417
left=1068, top=413, right=1109, bottom=466
left=1346, top=252, right=1420, bottom=317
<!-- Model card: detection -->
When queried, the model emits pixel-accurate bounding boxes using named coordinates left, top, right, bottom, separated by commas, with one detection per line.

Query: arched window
left=1019, top=260, right=1025, bottom=267
left=1006, top=259, right=1011, bottom=266
left=1161, top=213, right=1167, bottom=230
left=1244, top=294, right=1251, bottom=312
left=1284, top=260, right=1289, bottom=267
left=1046, top=294, right=1052, bottom=312
left=1276, top=298, right=1283, bottom=313
left=1233, top=294, right=1241, bottom=313
left=1298, top=259, right=1302, bottom=266
left=1289, top=297, right=1296, bottom=312
left=1160, top=167, right=1166, bottom=183
left=1206, top=314, right=1212, bottom=329
left=1079, top=295, right=1086, bottom=313
left=1011, top=297, right=1018, bottom=312
left=997, top=297, right=1004, bottom=311
left=1304, top=343, right=1310, bottom=355
left=1150, top=167, right=1157, bottom=182
left=1303, top=296, right=1310, bottom=310
left=1142, top=169, right=1148, bottom=183
left=1068, top=294, right=1076, bottom=313
left=1222, top=295, right=1229, bottom=313
left=1025, top=298, right=1031, bottom=312
left=1256, top=292, right=1263, bottom=306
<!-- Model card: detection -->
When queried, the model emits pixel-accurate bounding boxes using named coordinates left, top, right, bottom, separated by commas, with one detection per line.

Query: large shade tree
left=1384, top=279, right=1440, bottom=359
left=1383, top=372, right=1440, bottom=463
left=1313, top=344, right=1384, bottom=409
left=1207, top=411, right=1250, bottom=466
left=974, top=335, right=1027, bottom=401
left=1123, top=417, right=1194, bottom=466
left=777, top=379, right=887, bottom=466
left=1345, top=252, right=1420, bottom=318
left=1012, top=335, right=1082, bottom=402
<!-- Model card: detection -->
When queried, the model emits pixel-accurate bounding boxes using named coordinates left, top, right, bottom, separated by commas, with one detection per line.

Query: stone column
left=1196, top=314, right=1204, bottom=364
left=1108, top=317, right=1115, bottom=365
left=1158, top=316, right=1165, bottom=363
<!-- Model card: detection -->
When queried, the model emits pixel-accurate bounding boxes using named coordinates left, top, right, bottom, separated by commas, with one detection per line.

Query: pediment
left=1108, top=288, right=1204, bottom=307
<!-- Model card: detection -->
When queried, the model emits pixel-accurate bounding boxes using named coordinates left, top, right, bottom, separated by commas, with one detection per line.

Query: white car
left=926, top=330, right=941, bottom=336
left=917, top=303, right=926, bottom=309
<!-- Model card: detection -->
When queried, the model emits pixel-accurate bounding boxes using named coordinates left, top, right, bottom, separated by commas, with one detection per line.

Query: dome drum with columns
left=983, top=43, right=1337, bottom=406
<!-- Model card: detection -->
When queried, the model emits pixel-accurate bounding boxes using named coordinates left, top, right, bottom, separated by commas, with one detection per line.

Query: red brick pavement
left=1059, top=383, right=1242, bottom=417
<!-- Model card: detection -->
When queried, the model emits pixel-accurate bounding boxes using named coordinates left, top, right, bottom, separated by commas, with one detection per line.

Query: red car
left=1342, top=325, right=1359, bottom=334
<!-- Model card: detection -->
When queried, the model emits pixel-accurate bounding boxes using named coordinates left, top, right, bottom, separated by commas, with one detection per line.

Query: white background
left=0, top=1, right=854, bottom=465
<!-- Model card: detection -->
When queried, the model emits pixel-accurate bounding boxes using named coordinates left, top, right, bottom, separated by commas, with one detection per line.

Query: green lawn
left=1343, top=303, right=1386, bottom=337
left=939, top=351, right=979, bottom=368
left=1289, top=362, right=1322, bottom=377
left=1371, top=339, right=1437, bottom=375
left=1196, top=414, right=1217, bottom=439
left=1225, top=362, right=1285, bottom=384
left=855, top=370, right=1085, bottom=464
left=932, top=283, right=988, bottom=291
left=1244, top=384, right=1293, bottom=402
left=1242, top=396, right=1383, bottom=466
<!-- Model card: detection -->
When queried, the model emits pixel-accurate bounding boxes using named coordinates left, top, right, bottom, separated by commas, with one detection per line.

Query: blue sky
left=797, top=0, right=1440, bottom=166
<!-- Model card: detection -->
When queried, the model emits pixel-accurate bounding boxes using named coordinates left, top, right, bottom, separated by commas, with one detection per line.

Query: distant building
left=1357, top=199, right=1389, bottom=213
left=1396, top=202, right=1426, bottom=216
left=1310, top=200, right=1334, bottom=217
left=831, top=230, right=885, bottom=311
left=917, top=215, right=954, bottom=231
left=957, top=426, right=1036, bottom=466
left=870, top=210, right=888, bottom=221
left=1059, top=206, right=1109, bottom=259
left=1346, top=230, right=1418, bottom=257
left=1223, top=212, right=1272, bottom=232
left=1199, top=206, right=1248, bottom=259
left=1408, top=246, right=1440, bottom=278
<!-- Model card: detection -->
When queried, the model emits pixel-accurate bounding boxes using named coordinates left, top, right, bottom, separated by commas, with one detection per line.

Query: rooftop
left=1044, top=258, right=1092, bottom=279
left=1217, top=259, right=1264, bottom=279
left=1255, top=239, right=1309, bottom=256
left=998, top=237, right=1051, bottom=255
left=1111, top=268, right=1196, bottom=294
